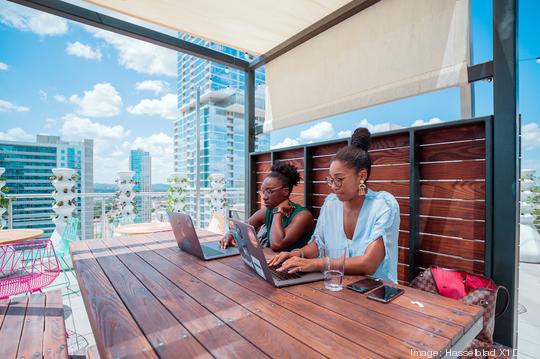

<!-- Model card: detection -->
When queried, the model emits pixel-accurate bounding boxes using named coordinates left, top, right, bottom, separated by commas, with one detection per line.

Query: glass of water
left=321, top=244, right=347, bottom=291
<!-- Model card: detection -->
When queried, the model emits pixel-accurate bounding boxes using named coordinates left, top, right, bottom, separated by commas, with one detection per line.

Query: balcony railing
left=3, top=189, right=245, bottom=239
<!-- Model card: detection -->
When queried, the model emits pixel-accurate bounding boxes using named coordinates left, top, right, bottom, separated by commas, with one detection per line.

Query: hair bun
left=350, top=127, right=371, bottom=151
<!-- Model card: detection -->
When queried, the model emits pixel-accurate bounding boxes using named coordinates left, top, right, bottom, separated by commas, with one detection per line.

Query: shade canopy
left=83, top=0, right=351, bottom=55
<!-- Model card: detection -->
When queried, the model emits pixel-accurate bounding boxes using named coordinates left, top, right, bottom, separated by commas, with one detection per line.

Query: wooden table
left=71, top=231, right=484, bottom=359
left=115, top=222, right=172, bottom=235
left=0, top=229, right=44, bottom=244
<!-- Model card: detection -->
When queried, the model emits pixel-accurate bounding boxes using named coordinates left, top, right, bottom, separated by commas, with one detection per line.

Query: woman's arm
left=269, top=210, right=314, bottom=252
left=220, top=208, right=266, bottom=248
left=275, top=237, right=385, bottom=274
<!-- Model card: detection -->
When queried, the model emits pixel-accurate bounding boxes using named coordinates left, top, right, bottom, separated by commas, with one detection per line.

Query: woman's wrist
left=291, top=248, right=304, bottom=258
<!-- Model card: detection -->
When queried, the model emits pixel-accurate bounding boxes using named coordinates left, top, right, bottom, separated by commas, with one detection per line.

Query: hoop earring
left=358, top=180, right=367, bottom=196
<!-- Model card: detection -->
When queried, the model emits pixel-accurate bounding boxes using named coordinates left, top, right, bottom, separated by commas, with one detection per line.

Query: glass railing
left=3, top=189, right=245, bottom=240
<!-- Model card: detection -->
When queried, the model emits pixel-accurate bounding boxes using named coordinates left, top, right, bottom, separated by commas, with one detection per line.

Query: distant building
left=174, top=34, right=269, bottom=227
left=0, top=135, right=93, bottom=239
left=130, top=149, right=151, bottom=222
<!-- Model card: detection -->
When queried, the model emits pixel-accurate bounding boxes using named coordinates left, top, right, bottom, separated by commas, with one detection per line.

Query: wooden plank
left=420, top=161, right=485, bottom=180
left=0, top=297, right=27, bottom=358
left=419, top=199, right=485, bottom=220
left=369, top=147, right=410, bottom=165
left=275, top=158, right=304, bottom=170
left=420, top=140, right=485, bottom=162
left=369, top=164, right=410, bottom=181
left=420, top=217, right=484, bottom=240
left=256, top=162, right=271, bottom=173
left=43, top=290, right=68, bottom=359
left=70, top=241, right=158, bottom=359
left=400, top=214, right=410, bottom=231
left=137, top=236, right=375, bottom=358
left=85, top=239, right=211, bottom=358
left=398, top=263, right=409, bottom=282
left=275, top=148, right=304, bottom=160
left=369, top=182, right=410, bottom=197
left=254, top=153, right=271, bottom=162
left=399, top=247, right=409, bottom=263
left=310, top=142, right=347, bottom=156
left=418, top=123, right=485, bottom=145
left=398, top=231, right=410, bottom=248
left=17, top=292, right=46, bottom=359
left=420, top=234, right=485, bottom=261
left=418, top=251, right=485, bottom=275
left=420, top=181, right=485, bottom=200
left=110, top=238, right=266, bottom=358
left=123, top=236, right=323, bottom=358
left=184, top=252, right=419, bottom=358
left=370, top=134, right=409, bottom=150
left=289, top=194, right=305, bottom=205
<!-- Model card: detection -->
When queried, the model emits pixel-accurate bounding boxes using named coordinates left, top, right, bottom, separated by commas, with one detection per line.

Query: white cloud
left=271, top=137, right=300, bottom=149
left=69, top=83, right=122, bottom=117
left=44, top=118, right=58, bottom=130
left=129, top=133, right=174, bottom=182
left=0, top=99, right=29, bottom=112
left=338, top=130, right=352, bottom=138
left=299, top=121, right=334, bottom=141
left=61, top=114, right=129, bottom=143
left=135, top=80, right=169, bottom=94
left=86, top=27, right=176, bottom=77
left=0, top=62, right=8, bottom=71
left=54, top=95, right=67, bottom=103
left=356, top=119, right=404, bottom=133
left=66, top=41, right=102, bottom=60
left=522, top=122, right=540, bottom=150
left=127, top=93, right=177, bottom=120
left=39, top=90, right=48, bottom=102
left=411, top=117, right=444, bottom=127
left=0, top=128, right=34, bottom=141
left=0, top=2, right=67, bottom=36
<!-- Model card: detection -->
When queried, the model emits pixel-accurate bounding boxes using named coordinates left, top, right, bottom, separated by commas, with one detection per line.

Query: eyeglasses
left=257, top=186, right=283, bottom=197
left=325, top=176, right=347, bottom=189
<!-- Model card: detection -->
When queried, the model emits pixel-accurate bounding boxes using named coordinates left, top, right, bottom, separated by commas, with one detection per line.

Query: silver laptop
left=228, top=218, right=324, bottom=288
left=170, top=212, right=239, bottom=260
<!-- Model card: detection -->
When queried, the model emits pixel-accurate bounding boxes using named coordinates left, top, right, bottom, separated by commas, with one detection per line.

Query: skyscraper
left=174, top=34, right=269, bottom=227
left=129, top=149, right=151, bottom=222
left=0, top=135, right=93, bottom=239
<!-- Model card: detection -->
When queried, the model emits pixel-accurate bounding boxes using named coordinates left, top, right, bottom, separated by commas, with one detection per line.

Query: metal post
left=8, top=198, right=13, bottom=229
left=492, top=0, right=518, bottom=347
left=244, top=69, right=256, bottom=217
left=101, top=198, right=106, bottom=239
left=408, top=129, right=420, bottom=281
left=195, top=86, right=201, bottom=227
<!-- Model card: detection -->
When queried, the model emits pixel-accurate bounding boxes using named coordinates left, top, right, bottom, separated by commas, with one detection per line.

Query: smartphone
left=346, top=277, right=383, bottom=294
left=367, top=285, right=404, bottom=303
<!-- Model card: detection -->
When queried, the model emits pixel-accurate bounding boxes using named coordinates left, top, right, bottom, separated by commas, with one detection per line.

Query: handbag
left=410, top=266, right=509, bottom=345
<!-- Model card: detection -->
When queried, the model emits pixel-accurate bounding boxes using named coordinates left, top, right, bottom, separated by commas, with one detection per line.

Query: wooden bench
left=0, top=290, right=68, bottom=359
left=250, top=118, right=490, bottom=285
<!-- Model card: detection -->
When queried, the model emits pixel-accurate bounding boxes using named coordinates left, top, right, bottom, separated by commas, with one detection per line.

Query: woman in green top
left=220, top=162, right=314, bottom=252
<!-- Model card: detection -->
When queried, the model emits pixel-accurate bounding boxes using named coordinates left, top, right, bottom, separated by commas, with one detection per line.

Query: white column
left=51, top=168, right=77, bottom=246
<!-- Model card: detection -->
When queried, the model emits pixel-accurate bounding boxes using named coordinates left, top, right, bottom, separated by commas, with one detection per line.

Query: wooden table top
left=115, top=222, right=172, bottom=235
left=71, top=231, right=484, bottom=359
left=0, top=229, right=44, bottom=244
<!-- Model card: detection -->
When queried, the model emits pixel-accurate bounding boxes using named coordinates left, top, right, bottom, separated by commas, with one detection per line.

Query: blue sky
left=0, top=0, right=539, bottom=183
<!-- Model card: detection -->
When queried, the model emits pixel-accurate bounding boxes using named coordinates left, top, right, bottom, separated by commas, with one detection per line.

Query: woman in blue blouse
left=268, top=127, right=400, bottom=283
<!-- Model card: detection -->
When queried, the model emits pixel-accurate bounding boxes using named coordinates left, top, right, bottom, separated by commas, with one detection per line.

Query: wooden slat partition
left=250, top=118, right=490, bottom=284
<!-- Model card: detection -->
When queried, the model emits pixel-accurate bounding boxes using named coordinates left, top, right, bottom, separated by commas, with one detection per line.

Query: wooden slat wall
left=251, top=120, right=488, bottom=285
left=417, top=122, right=486, bottom=275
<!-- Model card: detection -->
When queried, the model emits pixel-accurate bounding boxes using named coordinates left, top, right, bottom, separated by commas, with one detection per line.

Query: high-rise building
left=0, top=135, right=94, bottom=239
left=174, top=34, right=269, bottom=227
left=129, top=149, right=151, bottom=222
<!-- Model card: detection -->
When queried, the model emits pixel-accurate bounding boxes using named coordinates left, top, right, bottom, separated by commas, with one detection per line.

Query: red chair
left=0, top=239, right=61, bottom=299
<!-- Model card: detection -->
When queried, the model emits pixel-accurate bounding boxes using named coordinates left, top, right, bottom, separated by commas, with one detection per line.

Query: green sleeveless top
left=264, top=202, right=313, bottom=252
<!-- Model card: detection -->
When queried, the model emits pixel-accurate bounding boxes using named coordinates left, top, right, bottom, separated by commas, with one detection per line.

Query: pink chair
left=0, top=239, right=61, bottom=299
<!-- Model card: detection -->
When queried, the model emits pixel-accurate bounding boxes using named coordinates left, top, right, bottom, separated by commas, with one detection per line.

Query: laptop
left=170, top=212, right=239, bottom=260
left=228, top=218, right=324, bottom=288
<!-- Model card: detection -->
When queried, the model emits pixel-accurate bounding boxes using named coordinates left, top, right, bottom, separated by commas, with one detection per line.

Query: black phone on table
left=367, top=285, right=404, bottom=303
left=346, top=277, right=383, bottom=294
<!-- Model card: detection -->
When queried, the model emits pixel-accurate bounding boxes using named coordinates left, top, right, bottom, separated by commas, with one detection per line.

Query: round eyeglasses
left=257, top=186, right=283, bottom=197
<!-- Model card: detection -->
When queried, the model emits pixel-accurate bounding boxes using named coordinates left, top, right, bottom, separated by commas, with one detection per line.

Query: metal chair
left=51, top=217, right=80, bottom=295
left=0, top=238, right=60, bottom=300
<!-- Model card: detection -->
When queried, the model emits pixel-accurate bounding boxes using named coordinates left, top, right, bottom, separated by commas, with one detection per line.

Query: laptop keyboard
left=201, top=245, right=226, bottom=257
left=268, top=265, right=302, bottom=280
